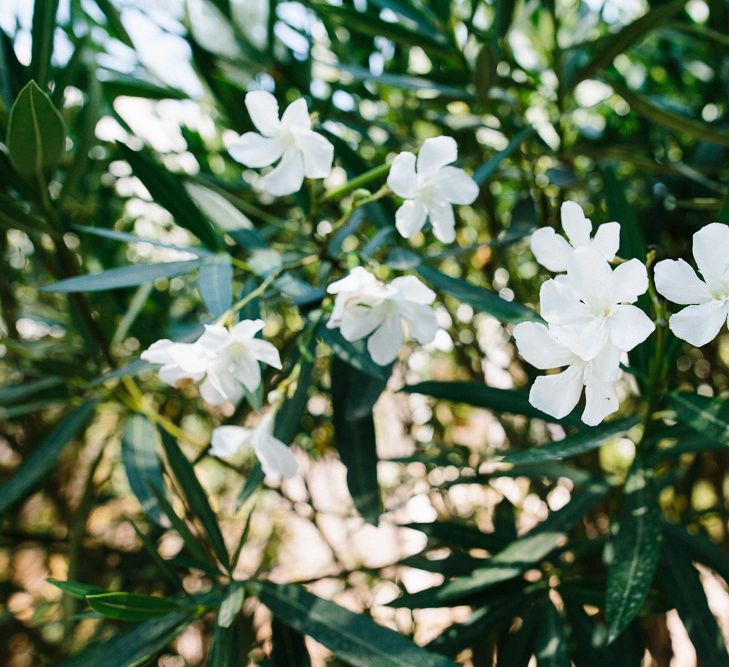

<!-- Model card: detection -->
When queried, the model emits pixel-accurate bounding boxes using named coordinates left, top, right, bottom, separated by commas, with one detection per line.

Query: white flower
left=540, top=247, right=654, bottom=361
left=141, top=319, right=281, bottom=406
left=210, top=410, right=297, bottom=478
left=387, top=136, right=479, bottom=243
left=531, top=201, right=621, bottom=272
left=514, top=322, right=622, bottom=426
left=326, top=267, right=438, bottom=365
left=655, top=222, right=729, bottom=346
left=228, top=91, right=334, bottom=196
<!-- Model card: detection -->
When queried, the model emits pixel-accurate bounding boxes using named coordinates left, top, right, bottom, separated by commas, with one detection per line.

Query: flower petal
left=530, top=228, right=573, bottom=272
left=693, top=222, right=729, bottom=284
left=210, top=425, right=252, bottom=457
left=433, top=166, right=479, bottom=204
left=416, top=136, right=457, bottom=176
left=608, top=304, right=655, bottom=352
left=228, top=132, right=283, bottom=168
left=200, top=372, right=231, bottom=406
left=427, top=200, right=456, bottom=243
left=391, top=275, right=435, bottom=304
left=327, top=266, right=377, bottom=294
left=395, top=200, right=427, bottom=238
left=340, top=304, right=386, bottom=342
left=158, top=363, right=203, bottom=386
left=398, top=301, right=438, bottom=344
left=561, top=201, right=592, bottom=247
left=244, top=90, right=281, bottom=136
left=654, top=258, right=711, bottom=305
left=566, top=247, right=613, bottom=310
left=513, top=322, right=575, bottom=370
left=262, top=147, right=304, bottom=196
left=612, top=258, right=648, bottom=304
left=539, top=278, right=593, bottom=330
left=528, top=364, right=583, bottom=419
left=582, top=379, right=619, bottom=426
left=230, top=319, right=265, bottom=341
left=233, top=353, right=262, bottom=394
left=387, top=152, right=418, bottom=199
left=247, top=339, right=282, bottom=369
left=591, top=221, right=620, bottom=261
left=141, top=339, right=175, bottom=365
left=367, top=311, right=403, bottom=365
left=167, top=342, right=210, bottom=375
left=280, top=97, right=311, bottom=131
left=296, top=130, right=333, bottom=179
left=255, top=435, right=298, bottom=479
left=669, top=300, right=728, bottom=347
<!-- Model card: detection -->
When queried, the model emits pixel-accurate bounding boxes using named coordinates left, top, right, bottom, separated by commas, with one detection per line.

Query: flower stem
left=319, top=162, right=391, bottom=203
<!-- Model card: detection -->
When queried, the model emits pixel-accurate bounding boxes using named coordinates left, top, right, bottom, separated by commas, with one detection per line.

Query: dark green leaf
left=473, top=126, right=536, bottom=185
left=603, top=166, right=645, bottom=261
left=403, top=519, right=509, bottom=552
left=121, top=416, right=166, bottom=523
left=30, top=0, right=59, bottom=88
left=71, top=224, right=212, bottom=258
left=101, top=75, right=188, bottom=100
left=663, top=523, right=729, bottom=584
left=48, top=578, right=106, bottom=599
left=669, top=392, right=729, bottom=444
left=318, top=325, right=393, bottom=381
left=272, top=616, right=312, bottom=667
left=535, top=599, right=570, bottom=666
left=218, top=584, right=245, bottom=628
left=86, top=592, right=186, bottom=622
left=197, top=254, right=233, bottom=317
left=93, top=0, right=135, bottom=47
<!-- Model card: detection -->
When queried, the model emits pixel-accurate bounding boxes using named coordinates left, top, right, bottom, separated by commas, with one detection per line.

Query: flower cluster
left=515, top=202, right=654, bottom=425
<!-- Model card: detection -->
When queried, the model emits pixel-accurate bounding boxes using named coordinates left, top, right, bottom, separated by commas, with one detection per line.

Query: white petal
left=141, top=339, right=175, bottom=365
left=427, top=200, right=456, bottom=243
left=391, top=275, right=435, bottom=304
left=197, top=325, right=229, bottom=351
left=693, top=222, right=729, bottom=284
left=591, top=222, right=620, bottom=261
left=566, top=247, right=614, bottom=311
left=340, top=304, right=385, bottom=342
left=367, top=311, right=403, bottom=365
left=561, top=201, right=592, bottom=247
left=244, top=91, right=281, bottom=136
left=255, top=435, right=298, bottom=479
left=199, top=373, right=229, bottom=406
left=608, top=305, right=655, bottom=352
left=387, top=152, right=418, bottom=198
left=433, top=166, right=479, bottom=205
left=230, top=319, right=265, bottom=341
left=398, top=301, right=438, bottom=344
left=327, top=266, right=377, bottom=295
left=158, top=363, right=203, bottom=386
left=228, top=132, right=283, bottom=168
left=233, top=353, right=262, bottom=394
left=582, top=379, right=619, bottom=426
left=167, top=342, right=210, bottom=375
left=668, top=300, right=728, bottom=347
left=248, top=339, right=282, bottom=369
left=528, top=364, right=583, bottom=419
left=395, top=200, right=427, bottom=238
left=513, top=322, right=575, bottom=370
left=417, top=136, right=457, bottom=176
left=280, top=97, right=311, bottom=131
left=539, top=278, right=593, bottom=330
left=296, top=130, right=333, bottom=179
left=262, top=148, right=304, bottom=196
left=558, top=316, right=610, bottom=362
left=588, top=344, right=623, bottom=382
left=612, top=259, right=648, bottom=304
left=530, top=228, right=573, bottom=272
left=210, top=426, right=252, bottom=457
left=654, top=259, right=711, bottom=305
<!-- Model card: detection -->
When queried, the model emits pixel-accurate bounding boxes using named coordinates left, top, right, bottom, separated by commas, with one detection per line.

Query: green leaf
left=612, top=81, right=729, bottom=148
left=121, top=416, right=166, bottom=523
left=0, top=376, right=64, bottom=405
left=48, top=578, right=107, bottom=599
left=534, top=599, right=570, bottom=667
left=417, top=265, right=540, bottom=324
left=403, top=519, right=509, bottom=552
left=101, top=75, right=188, bottom=100
left=388, top=482, right=609, bottom=607
left=197, top=254, right=233, bottom=317
left=566, top=0, right=687, bottom=87
left=58, top=612, right=193, bottom=666
left=218, top=585, right=245, bottom=628
left=93, top=0, right=135, bottom=47
left=669, top=392, right=729, bottom=444
left=41, top=260, right=200, bottom=292
left=86, top=592, right=186, bottom=622
left=331, top=356, right=386, bottom=524
left=368, top=0, right=440, bottom=33
left=501, top=417, right=639, bottom=465
left=30, top=1, right=59, bottom=88
left=272, top=616, right=311, bottom=667
left=274, top=357, right=314, bottom=445
left=71, top=224, right=211, bottom=258
left=605, top=462, right=662, bottom=642
left=660, top=536, right=729, bottom=666
left=0, top=401, right=96, bottom=514
left=160, top=432, right=230, bottom=570
left=6, top=80, right=66, bottom=181
left=402, top=381, right=582, bottom=425
left=251, top=580, right=458, bottom=667
left=0, top=194, right=49, bottom=236
left=603, top=166, right=645, bottom=261
left=663, top=523, right=729, bottom=583
left=473, top=126, right=536, bottom=185
left=318, top=325, right=393, bottom=381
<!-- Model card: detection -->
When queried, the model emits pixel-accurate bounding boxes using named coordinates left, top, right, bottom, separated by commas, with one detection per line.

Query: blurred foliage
left=1, top=0, right=729, bottom=665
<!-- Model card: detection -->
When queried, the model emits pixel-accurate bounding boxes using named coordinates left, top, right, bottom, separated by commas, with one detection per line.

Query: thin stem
left=319, top=162, right=391, bottom=203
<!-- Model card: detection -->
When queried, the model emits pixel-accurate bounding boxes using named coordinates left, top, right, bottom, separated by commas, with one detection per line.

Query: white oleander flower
left=655, top=222, right=729, bottom=347
left=531, top=201, right=621, bottom=272
left=540, top=247, right=654, bottom=361
left=210, top=410, right=297, bottom=478
left=387, top=136, right=479, bottom=243
left=514, top=322, right=622, bottom=426
left=326, top=267, right=438, bottom=365
left=228, top=91, right=334, bottom=196
left=141, top=319, right=281, bottom=406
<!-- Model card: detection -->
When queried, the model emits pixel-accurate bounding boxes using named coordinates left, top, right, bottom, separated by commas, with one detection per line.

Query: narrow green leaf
left=331, top=356, right=386, bottom=524
left=218, top=585, right=245, bottom=628
left=502, top=417, right=639, bottom=464
left=274, top=357, right=314, bottom=445
left=160, top=432, right=230, bottom=570
left=6, top=80, right=66, bottom=180
left=318, top=325, right=393, bottom=381
left=101, top=75, right=188, bottom=100
left=473, top=126, right=536, bottom=185
left=534, top=599, right=570, bottom=667
left=663, top=523, right=729, bottom=583
left=0, top=377, right=64, bottom=405
left=403, top=519, right=509, bottom=552
left=121, top=416, right=166, bottom=523
left=605, top=462, right=662, bottom=642
left=30, top=0, right=59, bottom=88
left=0, top=401, right=96, bottom=513
left=129, top=519, right=185, bottom=590
left=197, top=254, right=233, bottom=317
left=251, top=580, right=458, bottom=667
left=272, top=616, right=312, bottom=667
left=603, top=166, right=645, bottom=261
left=41, top=260, right=200, bottom=292
left=71, top=224, right=211, bottom=257
left=93, top=0, right=135, bottom=47
left=236, top=463, right=265, bottom=510
left=86, top=592, right=186, bottom=622
left=660, top=536, right=729, bottom=666
left=48, top=578, right=106, bottom=599
left=417, top=265, right=540, bottom=324
left=0, top=194, right=49, bottom=236
left=208, top=622, right=235, bottom=667
left=402, top=381, right=582, bottom=425
left=669, top=392, right=729, bottom=444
